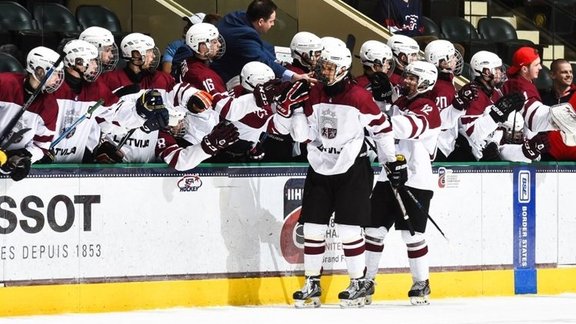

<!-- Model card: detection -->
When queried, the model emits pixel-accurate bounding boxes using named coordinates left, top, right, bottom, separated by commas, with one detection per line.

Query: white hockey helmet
left=316, top=41, right=352, bottom=86
left=185, top=22, right=225, bottom=60
left=26, top=46, right=64, bottom=93
left=321, top=36, right=346, bottom=50
left=403, top=60, right=438, bottom=95
left=62, top=39, right=102, bottom=82
left=240, top=61, right=275, bottom=92
left=79, top=26, right=119, bottom=71
left=358, top=40, right=394, bottom=74
left=470, top=50, right=505, bottom=76
left=424, top=39, right=463, bottom=75
left=120, top=32, right=160, bottom=70
left=290, top=31, right=323, bottom=69
left=502, top=111, right=525, bottom=144
left=387, top=34, right=420, bottom=68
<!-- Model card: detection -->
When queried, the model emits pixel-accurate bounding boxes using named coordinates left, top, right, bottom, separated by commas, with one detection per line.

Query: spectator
left=541, top=58, right=576, bottom=106
left=211, top=0, right=314, bottom=84
left=161, top=12, right=206, bottom=74
left=376, top=0, right=423, bottom=37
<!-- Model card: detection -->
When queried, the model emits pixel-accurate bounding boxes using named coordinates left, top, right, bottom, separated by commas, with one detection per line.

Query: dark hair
left=550, top=58, right=570, bottom=73
left=246, top=0, right=277, bottom=22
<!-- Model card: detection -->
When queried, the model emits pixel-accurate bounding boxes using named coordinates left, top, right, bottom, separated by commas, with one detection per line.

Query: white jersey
left=382, top=94, right=441, bottom=191
left=297, top=81, right=396, bottom=175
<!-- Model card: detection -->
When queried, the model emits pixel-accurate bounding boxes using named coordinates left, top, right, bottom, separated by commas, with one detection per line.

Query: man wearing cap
left=502, top=46, right=558, bottom=132
left=161, top=12, right=206, bottom=74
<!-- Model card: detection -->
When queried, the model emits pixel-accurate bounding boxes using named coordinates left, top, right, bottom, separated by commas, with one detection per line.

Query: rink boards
left=0, top=162, right=575, bottom=316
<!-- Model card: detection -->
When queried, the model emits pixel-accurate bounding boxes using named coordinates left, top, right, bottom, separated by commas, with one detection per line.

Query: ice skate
left=293, top=275, right=321, bottom=308
left=364, top=278, right=376, bottom=305
left=408, top=279, right=430, bottom=305
left=338, top=278, right=366, bottom=308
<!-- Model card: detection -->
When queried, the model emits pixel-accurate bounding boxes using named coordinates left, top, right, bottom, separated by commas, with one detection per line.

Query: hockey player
left=454, top=51, right=527, bottom=162
left=286, top=31, right=323, bottom=75
left=79, top=26, right=119, bottom=72
left=502, top=47, right=558, bottom=133
left=424, top=39, right=460, bottom=160
left=387, top=34, right=420, bottom=86
left=0, top=46, right=64, bottom=181
left=290, top=41, right=397, bottom=308
left=354, top=40, right=395, bottom=112
left=364, top=60, right=440, bottom=306
left=100, top=32, right=174, bottom=97
left=181, top=22, right=274, bottom=132
left=95, top=33, right=176, bottom=163
left=156, top=83, right=240, bottom=170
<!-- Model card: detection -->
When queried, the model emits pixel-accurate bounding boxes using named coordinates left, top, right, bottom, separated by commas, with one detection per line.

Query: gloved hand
left=247, top=142, right=265, bottom=160
left=489, top=92, right=525, bottom=123
left=522, top=132, right=550, bottom=160
left=253, top=78, right=288, bottom=108
left=94, top=141, right=124, bottom=163
left=187, top=90, right=213, bottom=113
left=276, top=80, right=310, bottom=118
left=141, top=108, right=169, bottom=133
left=371, top=72, right=393, bottom=102
left=0, top=149, right=32, bottom=181
left=452, top=83, right=479, bottom=111
left=385, top=154, right=408, bottom=188
left=201, top=121, right=240, bottom=155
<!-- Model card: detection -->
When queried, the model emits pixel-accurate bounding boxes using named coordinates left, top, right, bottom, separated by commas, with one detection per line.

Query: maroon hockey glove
left=253, top=78, right=288, bottom=108
left=201, top=121, right=240, bottom=155
left=276, top=80, right=310, bottom=118
left=94, top=141, right=124, bottom=163
left=489, top=92, right=525, bottom=123
left=385, top=154, right=408, bottom=188
left=522, top=133, right=550, bottom=160
left=452, top=83, right=479, bottom=111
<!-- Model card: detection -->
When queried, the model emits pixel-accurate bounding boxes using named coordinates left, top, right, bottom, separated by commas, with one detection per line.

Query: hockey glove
left=522, top=132, right=550, bottom=160
left=371, top=72, right=393, bottom=102
left=201, top=121, right=240, bottom=155
left=94, top=141, right=124, bottom=163
left=452, top=83, right=479, bottom=111
left=142, top=108, right=169, bottom=133
left=187, top=90, right=213, bottom=113
left=276, top=80, right=310, bottom=118
left=385, top=154, right=408, bottom=188
left=0, top=149, right=32, bottom=181
left=489, top=92, right=525, bottom=123
left=253, top=78, right=288, bottom=108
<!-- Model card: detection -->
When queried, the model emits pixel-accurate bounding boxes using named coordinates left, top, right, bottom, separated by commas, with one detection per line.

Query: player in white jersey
left=290, top=40, right=396, bottom=308
left=79, top=26, right=119, bottom=72
left=0, top=46, right=64, bottom=181
left=364, top=61, right=441, bottom=306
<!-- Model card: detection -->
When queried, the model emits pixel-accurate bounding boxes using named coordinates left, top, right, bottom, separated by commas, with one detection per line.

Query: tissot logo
left=518, top=171, right=530, bottom=203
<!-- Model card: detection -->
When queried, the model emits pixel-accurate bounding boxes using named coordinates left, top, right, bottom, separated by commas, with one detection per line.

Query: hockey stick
left=399, top=186, right=449, bottom=241
left=50, top=99, right=104, bottom=149
left=0, top=54, right=64, bottom=145
left=115, top=128, right=137, bottom=150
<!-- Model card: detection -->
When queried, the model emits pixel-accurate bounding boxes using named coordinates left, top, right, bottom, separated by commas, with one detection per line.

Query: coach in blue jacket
left=212, top=0, right=314, bottom=84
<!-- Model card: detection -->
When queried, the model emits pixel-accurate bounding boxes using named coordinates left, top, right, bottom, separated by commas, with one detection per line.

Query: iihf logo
left=280, top=178, right=305, bottom=264
left=177, top=174, right=203, bottom=192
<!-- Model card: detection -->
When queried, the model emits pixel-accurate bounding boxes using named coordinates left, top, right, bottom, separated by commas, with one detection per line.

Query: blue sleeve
left=234, top=30, right=287, bottom=77
left=162, top=40, right=185, bottom=63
